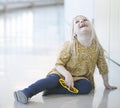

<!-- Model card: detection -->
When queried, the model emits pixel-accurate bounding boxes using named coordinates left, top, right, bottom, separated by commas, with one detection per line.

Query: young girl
left=14, top=15, right=117, bottom=104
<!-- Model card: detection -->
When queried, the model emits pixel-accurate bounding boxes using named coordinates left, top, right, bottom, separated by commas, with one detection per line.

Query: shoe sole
left=14, top=91, right=28, bottom=104
left=14, top=92, right=18, bottom=101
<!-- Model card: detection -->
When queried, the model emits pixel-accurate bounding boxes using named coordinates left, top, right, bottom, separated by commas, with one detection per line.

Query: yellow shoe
left=59, top=78, right=79, bottom=94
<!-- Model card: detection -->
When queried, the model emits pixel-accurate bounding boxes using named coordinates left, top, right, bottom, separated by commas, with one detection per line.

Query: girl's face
left=73, top=15, right=92, bottom=36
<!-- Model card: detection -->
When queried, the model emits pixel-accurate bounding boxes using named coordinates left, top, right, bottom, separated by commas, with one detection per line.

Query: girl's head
left=73, top=15, right=92, bottom=37
left=68, top=15, right=101, bottom=58
left=71, top=15, right=98, bottom=45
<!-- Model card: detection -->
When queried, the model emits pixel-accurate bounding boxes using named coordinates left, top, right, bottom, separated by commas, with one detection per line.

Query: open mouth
left=80, top=24, right=87, bottom=28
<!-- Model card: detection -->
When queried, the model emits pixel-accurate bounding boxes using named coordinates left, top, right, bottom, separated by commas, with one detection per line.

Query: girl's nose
left=80, top=19, right=84, bottom=23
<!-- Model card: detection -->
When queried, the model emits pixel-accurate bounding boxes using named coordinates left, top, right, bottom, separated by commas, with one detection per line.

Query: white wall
left=109, top=0, right=120, bottom=64
left=64, top=0, right=94, bottom=40
left=94, top=0, right=120, bottom=64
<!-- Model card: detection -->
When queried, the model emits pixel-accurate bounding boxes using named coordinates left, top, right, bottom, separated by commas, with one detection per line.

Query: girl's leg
left=43, top=85, right=71, bottom=95
left=43, top=79, right=92, bottom=95
left=14, top=74, right=60, bottom=104
left=74, top=79, right=92, bottom=94
left=22, top=74, right=60, bottom=98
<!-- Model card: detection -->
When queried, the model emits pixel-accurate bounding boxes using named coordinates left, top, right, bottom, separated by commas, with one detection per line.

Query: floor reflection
left=97, top=90, right=110, bottom=108
left=13, top=89, right=112, bottom=108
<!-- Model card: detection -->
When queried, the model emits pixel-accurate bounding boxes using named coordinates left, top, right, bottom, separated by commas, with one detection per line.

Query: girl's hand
left=65, top=73, right=74, bottom=88
left=104, top=83, right=117, bottom=90
left=102, top=73, right=117, bottom=90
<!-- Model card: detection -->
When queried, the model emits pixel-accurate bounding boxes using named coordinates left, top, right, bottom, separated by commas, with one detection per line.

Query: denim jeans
left=22, top=74, right=92, bottom=98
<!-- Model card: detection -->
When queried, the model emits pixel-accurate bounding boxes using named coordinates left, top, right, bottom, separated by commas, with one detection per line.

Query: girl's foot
left=14, top=90, right=28, bottom=104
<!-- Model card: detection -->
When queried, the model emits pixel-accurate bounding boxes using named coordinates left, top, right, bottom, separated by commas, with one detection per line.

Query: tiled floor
left=0, top=5, right=120, bottom=108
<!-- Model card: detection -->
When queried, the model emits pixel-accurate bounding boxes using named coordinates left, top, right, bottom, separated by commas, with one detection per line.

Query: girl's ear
left=74, top=34, right=77, bottom=39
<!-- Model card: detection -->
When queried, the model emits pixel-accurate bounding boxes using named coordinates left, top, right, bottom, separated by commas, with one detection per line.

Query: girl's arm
left=55, top=65, right=74, bottom=88
left=102, top=73, right=117, bottom=90
left=97, top=45, right=117, bottom=90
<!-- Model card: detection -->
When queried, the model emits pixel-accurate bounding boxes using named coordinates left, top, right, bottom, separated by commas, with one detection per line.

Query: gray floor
left=1, top=54, right=120, bottom=108
left=0, top=5, right=120, bottom=108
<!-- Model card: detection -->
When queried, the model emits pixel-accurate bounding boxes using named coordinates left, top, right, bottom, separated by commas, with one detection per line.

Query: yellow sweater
left=48, top=39, right=108, bottom=88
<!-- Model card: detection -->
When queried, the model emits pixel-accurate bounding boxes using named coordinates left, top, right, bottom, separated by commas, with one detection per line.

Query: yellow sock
left=59, top=78, right=79, bottom=94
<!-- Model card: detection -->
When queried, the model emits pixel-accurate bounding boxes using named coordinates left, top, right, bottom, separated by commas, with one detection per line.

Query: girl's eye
left=75, top=21, right=79, bottom=23
left=84, top=19, right=88, bottom=21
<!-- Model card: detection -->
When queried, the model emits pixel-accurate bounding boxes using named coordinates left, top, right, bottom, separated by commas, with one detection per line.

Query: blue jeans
left=22, top=74, right=92, bottom=98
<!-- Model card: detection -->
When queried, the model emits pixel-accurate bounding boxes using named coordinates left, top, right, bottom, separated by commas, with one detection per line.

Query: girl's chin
left=78, top=29, right=91, bottom=35
left=80, top=29, right=89, bottom=33
left=80, top=27, right=91, bottom=32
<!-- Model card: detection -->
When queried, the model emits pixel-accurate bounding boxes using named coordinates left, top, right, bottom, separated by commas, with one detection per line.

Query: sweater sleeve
left=55, top=41, right=71, bottom=66
left=97, top=45, right=108, bottom=75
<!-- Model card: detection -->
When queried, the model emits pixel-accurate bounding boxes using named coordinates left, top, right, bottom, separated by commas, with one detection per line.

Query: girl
left=14, top=15, right=117, bottom=104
